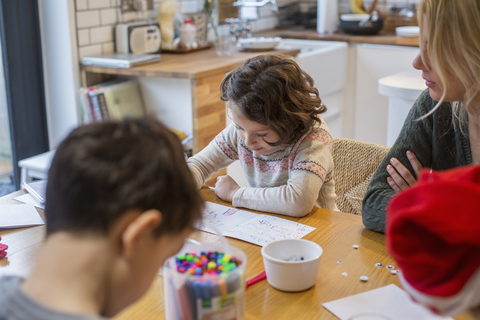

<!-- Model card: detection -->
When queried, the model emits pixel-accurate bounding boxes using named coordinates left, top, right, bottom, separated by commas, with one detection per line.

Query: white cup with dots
left=261, top=239, right=323, bottom=292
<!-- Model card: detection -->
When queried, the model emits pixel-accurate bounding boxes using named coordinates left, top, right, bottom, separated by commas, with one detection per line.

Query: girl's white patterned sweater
left=187, top=119, right=338, bottom=217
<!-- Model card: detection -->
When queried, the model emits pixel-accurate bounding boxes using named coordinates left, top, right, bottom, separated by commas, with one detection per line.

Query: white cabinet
left=350, top=44, right=420, bottom=145
left=378, top=71, right=426, bottom=147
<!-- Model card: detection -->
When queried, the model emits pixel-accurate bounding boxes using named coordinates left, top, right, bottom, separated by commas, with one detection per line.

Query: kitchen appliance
left=115, top=21, right=161, bottom=54
left=339, top=13, right=384, bottom=35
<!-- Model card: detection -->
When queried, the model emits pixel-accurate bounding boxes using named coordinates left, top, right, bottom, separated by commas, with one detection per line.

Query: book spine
left=97, top=92, right=109, bottom=120
left=83, top=90, right=94, bottom=123
left=88, top=90, right=103, bottom=121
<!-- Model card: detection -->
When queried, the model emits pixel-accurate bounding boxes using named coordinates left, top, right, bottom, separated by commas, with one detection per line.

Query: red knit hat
left=386, top=165, right=480, bottom=316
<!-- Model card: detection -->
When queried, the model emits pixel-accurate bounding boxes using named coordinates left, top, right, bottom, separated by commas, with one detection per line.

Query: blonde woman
left=362, top=0, right=480, bottom=233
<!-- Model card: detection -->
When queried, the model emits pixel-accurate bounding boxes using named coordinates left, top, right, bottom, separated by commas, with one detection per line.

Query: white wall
left=38, top=0, right=80, bottom=149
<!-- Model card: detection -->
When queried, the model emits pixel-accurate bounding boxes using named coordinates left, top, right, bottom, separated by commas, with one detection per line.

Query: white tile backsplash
left=88, top=0, right=111, bottom=9
left=90, top=26, right=113, bottom=43
left=100, top=8, right=117, bottom=25
left=79, top=44, right=102, bottom=58
left=102, top=42, right=115, bottom=54
left=76, top=10, right=100, bottom=28
left=121, top=11, right=138, bottom=22
left=338, top=0, right=418, bottom=14
left=77, top=29, right=90, bottom=46
left=76, top=0, right=88, bottom=11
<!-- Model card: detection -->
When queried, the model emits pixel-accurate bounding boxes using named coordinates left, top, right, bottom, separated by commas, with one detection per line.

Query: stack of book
left=78, top=80, right=145, bottom=124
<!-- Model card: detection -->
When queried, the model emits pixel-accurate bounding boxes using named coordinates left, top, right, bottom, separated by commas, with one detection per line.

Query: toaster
left=115, top=21, right=162, bottom=54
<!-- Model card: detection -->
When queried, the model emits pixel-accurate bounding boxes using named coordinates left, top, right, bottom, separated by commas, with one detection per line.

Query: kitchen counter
left=256, top=28, right=419, bottom=47
left=81, top=47, right=300, bottom=80
left=81, top=46, right=300, bottom=159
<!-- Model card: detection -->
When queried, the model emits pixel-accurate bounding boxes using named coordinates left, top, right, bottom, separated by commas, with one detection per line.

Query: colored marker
left=246, top=271, right=266, bottom=288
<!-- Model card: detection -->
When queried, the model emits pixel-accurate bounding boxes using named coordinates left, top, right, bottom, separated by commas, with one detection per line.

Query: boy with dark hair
left=0, top=118, right=204, bottom=319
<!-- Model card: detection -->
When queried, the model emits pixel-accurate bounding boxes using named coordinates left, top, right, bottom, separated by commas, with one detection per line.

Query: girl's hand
left=386, top=151, right=423, bottom=192
left=215, top=175, right=241, bottom=202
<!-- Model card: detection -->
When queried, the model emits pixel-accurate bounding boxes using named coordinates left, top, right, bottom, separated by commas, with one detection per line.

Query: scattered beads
left=352, top=244, right=359, bottom=249
left=338, top=260, right=343, bottom=264
left=175, top=251, right=241, bottom=276
left=360, top=275, right=369, bottom=282
left=375, top=263, right=383, bottom=267
left=342, top=272, right=348, bottom=276
left=386, top=265, right=395, bottom=270
left=391, top=270, right=398, bottom=275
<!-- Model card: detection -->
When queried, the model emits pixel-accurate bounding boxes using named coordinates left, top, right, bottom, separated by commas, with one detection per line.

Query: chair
left=332, top=138, right=390, bottom=215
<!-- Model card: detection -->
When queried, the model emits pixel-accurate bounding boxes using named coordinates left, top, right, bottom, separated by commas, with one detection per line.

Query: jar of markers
left=163, top=243, right=247, bottom=320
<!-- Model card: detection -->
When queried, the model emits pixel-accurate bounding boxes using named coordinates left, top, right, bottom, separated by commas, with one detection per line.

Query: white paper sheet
left=323, top=284, right=453, bottom=320
left=14, top=194, right=45, bottom=209
left=0, top=204, right=45, bottom=229
left=196, top=202, right=315, bottom=246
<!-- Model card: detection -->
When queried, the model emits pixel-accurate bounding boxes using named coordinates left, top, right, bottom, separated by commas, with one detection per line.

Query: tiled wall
left=337, top=0, right=420, bottom=15
left=75, top=0, right=165, bottom=59
left=74, top=0, right=282, bottom=60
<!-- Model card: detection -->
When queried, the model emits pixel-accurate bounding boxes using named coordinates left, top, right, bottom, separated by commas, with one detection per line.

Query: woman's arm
left=362, top=91, right=435, bottom=233
left=187, top=123, right=239, bottom=189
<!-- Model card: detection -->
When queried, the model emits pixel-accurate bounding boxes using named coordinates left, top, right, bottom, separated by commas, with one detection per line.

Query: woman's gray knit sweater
left=362, top=89, right=473, bottom=233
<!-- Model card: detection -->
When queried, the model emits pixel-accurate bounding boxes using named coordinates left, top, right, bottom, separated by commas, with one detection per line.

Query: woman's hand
left=386, top=151, right=423, bottom=192
left=215, top=175, right=241, bottom=202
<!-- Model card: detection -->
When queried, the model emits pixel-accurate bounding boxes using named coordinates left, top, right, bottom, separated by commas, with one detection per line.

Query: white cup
left=261, top=239, right=322, bottom=292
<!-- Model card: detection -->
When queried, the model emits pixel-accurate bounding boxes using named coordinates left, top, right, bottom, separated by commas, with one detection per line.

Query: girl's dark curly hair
left=220, top=54, right=326, bottom=146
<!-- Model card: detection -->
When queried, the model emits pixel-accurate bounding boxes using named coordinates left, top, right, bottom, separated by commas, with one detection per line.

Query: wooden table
left=0, top=189, right=473, bottom=319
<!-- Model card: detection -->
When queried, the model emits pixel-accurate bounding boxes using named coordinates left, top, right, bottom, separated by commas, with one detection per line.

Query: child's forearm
left=232, top=179, right=322, bottom=217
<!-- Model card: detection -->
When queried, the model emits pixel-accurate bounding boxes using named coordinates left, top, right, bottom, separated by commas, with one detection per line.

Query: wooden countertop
left=256, top=28, right=419, bottom=47
left=81, top=47, right=300, bottom=80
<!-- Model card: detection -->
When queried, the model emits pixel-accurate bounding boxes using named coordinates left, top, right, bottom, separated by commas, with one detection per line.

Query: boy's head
left=45, top=118, right=203, bottom=315
left=220, top=54, right=326, bottom=146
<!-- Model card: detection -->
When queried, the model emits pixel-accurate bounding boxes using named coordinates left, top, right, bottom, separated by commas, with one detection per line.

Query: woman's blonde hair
left=418, top=0, right=480, bottom=118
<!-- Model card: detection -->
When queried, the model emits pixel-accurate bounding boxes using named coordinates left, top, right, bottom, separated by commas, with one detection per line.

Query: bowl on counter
left=395, top=26, right=419, bottom=37
left=237, top=37, right=282, bottom=51
left=339, top=14, right=384, bottom=35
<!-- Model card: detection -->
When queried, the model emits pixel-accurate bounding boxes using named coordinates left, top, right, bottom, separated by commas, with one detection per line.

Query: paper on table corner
left=14, top=193, right=45, bottom=209
left=0, top=203, right=45, bottom=229
left=322, top=284, right=453, bottom=320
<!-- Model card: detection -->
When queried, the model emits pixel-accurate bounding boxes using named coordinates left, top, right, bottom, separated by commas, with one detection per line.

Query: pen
left=246, top=271, right=267, bottom=288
